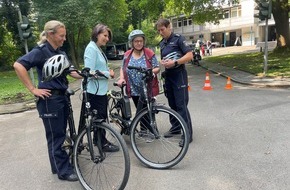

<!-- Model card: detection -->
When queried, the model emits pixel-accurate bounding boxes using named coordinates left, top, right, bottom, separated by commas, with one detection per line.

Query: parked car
left=105, top=43, right=129, bottom=60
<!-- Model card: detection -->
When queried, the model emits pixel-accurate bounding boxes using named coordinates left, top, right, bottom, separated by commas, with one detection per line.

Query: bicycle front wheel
left=73, top=122, right=130, bottom=190
left=130, top=105, right=189, bottom=169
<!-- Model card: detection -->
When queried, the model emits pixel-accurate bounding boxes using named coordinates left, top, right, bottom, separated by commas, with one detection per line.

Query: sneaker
left=137, top=130, right=155, bottom=143
left=102, top=142, right=119, bottom=152
left=164, top=130, right=181, bottom=138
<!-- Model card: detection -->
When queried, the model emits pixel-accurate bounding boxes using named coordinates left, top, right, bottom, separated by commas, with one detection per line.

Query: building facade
left=170, top=0, right=277, bottom=47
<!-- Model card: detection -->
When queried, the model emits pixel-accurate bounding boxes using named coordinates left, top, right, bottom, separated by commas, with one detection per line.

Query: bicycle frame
left=66, top=67, right=108, bottom=162
left=108, top=66, right=159, bottom=136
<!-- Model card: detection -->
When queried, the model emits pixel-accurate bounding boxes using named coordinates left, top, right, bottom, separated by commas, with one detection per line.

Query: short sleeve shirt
left=17, top=42, right=69, bottom=90
left=160, top=33, right=192, bottom=60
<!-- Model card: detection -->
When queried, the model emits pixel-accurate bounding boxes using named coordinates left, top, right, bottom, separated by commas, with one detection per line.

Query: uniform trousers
left=37, top=94, right=74, bottom=178
left=164, top=68, right=193, bottom=141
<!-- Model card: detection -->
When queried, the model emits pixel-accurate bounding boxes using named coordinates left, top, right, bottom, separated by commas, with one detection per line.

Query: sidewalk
left=1, top=46, right=290, bottom=115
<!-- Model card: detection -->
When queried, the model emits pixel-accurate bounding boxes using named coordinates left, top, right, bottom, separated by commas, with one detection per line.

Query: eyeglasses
left=133, top=40, right=144, bottom=44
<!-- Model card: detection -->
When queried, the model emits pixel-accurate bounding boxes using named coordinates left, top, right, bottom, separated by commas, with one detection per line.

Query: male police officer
left=156, top=18, right=193, bottom=145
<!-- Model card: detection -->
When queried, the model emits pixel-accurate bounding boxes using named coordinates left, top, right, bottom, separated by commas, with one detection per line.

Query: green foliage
left=141, top=20, right=161, bottom=46
left=32, top=0, right=128, bottom=68
left=0, top=23, right=22, bottom=71
left=162, top=0, right=228, bottom=24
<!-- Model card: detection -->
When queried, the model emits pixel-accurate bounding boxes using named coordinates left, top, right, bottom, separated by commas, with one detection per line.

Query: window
left=224, top=10, right=230, bottom=19
left=231, top=6, right=241, bottom=18
left=231, top=9, right=237, bottom=17
left=183, top=19, right=187, bottom=26
left=178, top=20, right=182, bottom=27
left=172, top=19, right=177, bottom=28
left=188, top=19, right=192, bottom=26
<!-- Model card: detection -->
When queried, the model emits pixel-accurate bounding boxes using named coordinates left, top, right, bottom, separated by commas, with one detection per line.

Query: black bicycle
left=63, top=67, right=130, bottom=190
left=107, top=66, right=189, bottom=169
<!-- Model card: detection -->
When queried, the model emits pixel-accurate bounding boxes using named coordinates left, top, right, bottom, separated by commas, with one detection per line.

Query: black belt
left=49, top=89, right=66, bottom=95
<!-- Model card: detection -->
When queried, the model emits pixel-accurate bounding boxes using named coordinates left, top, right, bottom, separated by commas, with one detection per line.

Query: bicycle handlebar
left=69, top=67, right=108, bottom=79
left=127, top=66, right=153, bottom=79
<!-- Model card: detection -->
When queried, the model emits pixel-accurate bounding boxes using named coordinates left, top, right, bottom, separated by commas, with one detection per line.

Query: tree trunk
left=272, top=0, right=290, bottom=48
left=67, top=33, right=80, bottom=69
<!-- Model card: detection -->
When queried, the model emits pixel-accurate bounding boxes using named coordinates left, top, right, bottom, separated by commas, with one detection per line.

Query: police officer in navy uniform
left=13, top=20, right=81, bottom=181
left=156, top=18, right=193, bottom=145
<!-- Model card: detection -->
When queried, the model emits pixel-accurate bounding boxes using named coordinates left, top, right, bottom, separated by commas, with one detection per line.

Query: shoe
left=164, top=130, right=181, bottom=138
left=59, top=173, right=78, bottom=182
left=179, top=139, right=184, bottom=147
left=102, top=142, right=119, bottom=152
left=179, top=137, right=193, bottom=147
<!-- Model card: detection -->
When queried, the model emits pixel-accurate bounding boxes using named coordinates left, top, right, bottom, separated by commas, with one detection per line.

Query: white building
left=170, top=0, right=276, bottom=47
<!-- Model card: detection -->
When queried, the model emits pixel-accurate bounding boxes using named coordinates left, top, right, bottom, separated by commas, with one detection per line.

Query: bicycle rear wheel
left=130, top=105, right=189, bottom=169
left=73, top=122, right=130, bottom=190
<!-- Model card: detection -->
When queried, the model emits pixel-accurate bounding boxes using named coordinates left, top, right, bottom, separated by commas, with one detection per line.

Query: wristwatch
left=174, top=60, right=178, bottom=67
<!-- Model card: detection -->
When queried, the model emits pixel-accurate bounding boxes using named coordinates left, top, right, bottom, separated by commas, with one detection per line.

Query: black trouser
left=88, top=93, right=108, bottom=144
left=164, top=68, right=193, bottom=140
left=37, top=94, right=74, bottom=178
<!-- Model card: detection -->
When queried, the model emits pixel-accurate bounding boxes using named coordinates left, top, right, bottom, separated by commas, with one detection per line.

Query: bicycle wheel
left=73, top=122, right=130, bottom=190
left=130, top=105, right=189, bottom=169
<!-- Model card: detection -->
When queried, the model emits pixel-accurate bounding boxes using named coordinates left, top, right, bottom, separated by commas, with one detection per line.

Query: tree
left=272, top=0, right=290, bottom=49
left=33, top=0, right=128, bottom=68
left=135, top=0, right=289, bottom=49
left=0, top=0, right=31, bottom=70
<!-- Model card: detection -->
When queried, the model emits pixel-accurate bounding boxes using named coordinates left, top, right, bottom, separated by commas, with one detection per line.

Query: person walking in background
left=155, top=18, right=193, bottom=145
left=13, top=20, right=81, bottom=182
left=117, top=29, right=160, bottom=112
left=83, top=24, right=118, bottom=152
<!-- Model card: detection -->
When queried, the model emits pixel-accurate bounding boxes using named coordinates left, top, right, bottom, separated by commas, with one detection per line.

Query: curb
left=201, top=65, right=290, bottom=89
left=0, top=100, right=36, bottom=115
left=0, top=80, right=82, bottom=115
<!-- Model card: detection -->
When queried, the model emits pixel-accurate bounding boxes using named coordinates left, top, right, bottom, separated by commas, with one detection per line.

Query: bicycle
left=107, top=66, right=189, bottom=169
left=63, top=67, right=130, bottom=190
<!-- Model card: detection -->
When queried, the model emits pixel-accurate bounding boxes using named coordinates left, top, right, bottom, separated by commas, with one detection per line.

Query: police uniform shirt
left=160, top=33, right=192, bottom=66
left=17, top=42, right=69, bottom=90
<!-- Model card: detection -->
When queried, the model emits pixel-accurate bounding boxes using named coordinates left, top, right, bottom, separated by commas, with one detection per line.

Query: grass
left=203, top=50, right=290, bottom=77
left=0, top=70, right=35, bottom=105
left=0, top=69, right=76, bottom=105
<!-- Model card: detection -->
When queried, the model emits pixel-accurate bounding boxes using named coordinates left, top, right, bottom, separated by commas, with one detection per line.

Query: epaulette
left=174, top=33, right=181, bottom=37
left=37, top=43, right=45, bottom=49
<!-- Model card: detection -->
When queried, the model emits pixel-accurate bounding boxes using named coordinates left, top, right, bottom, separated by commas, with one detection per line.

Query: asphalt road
left=1, top=53, right=290, bottom=189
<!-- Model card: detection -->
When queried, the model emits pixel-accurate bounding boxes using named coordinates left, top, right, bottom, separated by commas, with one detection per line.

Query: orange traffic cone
left=224, top=77, right=233, bottom=90
left=203, top=72, right=213, bottom=90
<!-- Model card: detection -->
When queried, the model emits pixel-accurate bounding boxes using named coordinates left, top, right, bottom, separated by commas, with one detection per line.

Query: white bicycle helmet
left=42, top=54, right=70, bottom=82
left=163, top=51, right=181, bottom=61
left=128, top=29, right=145, bottom=42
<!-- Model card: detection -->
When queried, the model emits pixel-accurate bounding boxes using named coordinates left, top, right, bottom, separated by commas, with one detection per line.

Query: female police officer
left=13, top=20, right=81, bottom=181
left=156, top=18, right=193, bottom=145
